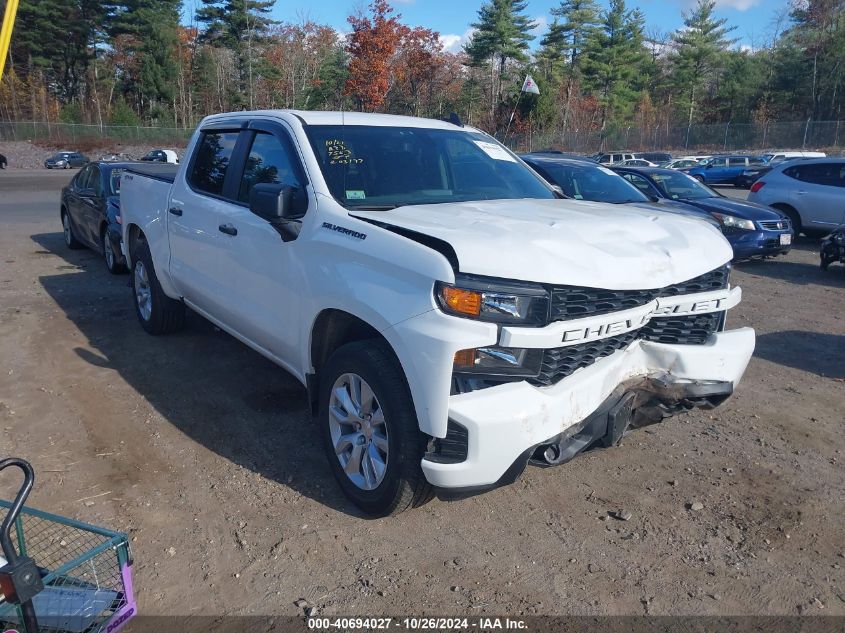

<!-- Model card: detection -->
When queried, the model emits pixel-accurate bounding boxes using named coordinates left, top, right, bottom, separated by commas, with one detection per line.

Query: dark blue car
left=613, top=166, right=793, bottom=260
left=520, top=154, right=720, bottom=227
left=60, top=161, right=135, bottom=273
left=686, top=155, right=767, bottom=186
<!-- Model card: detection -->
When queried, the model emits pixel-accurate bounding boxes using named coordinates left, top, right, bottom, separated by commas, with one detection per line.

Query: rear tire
left=131, top=240, right=185, bottom=335
left=318, top=340, right=433, bottom=516
left=102, top=230, right=127, bottom=274
left=62, top=210, right=84, bottom=250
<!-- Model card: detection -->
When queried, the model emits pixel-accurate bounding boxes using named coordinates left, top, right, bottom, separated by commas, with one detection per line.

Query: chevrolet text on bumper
left=120, top=110, right=755, bottom=516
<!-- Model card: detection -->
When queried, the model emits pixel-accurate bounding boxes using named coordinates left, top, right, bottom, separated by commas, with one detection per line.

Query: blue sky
left=257, top=0, right=791, bottom=50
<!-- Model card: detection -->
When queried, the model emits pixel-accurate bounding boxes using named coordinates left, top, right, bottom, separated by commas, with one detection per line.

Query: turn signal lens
left=441, top=287, right=481, bottom=317
left=749, top=181, right=766, bottom=193
left=453, top=349, right=476, bottom=368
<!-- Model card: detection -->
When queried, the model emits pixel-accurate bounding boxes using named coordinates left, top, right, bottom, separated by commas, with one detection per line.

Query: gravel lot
left=0, top=170, right=843, bottom=617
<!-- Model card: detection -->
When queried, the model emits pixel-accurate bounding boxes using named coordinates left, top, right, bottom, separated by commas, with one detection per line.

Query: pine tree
left=464, top=0, right=536, bottom=127
left=106, top=0, right=182, bottom=118
left=551, top=0, right=600, bottom=70
left=11, top=0, right=103, bottom=103
left=670, top=0, right=736, bottom=126
left=546, top=0, right=599, bottom=128
left=582, top=0, right=647, bottom=135
left=196, top=0, right=277, bottom=109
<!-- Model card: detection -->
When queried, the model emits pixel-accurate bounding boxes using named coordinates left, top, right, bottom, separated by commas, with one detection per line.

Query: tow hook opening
left=531, top=376, right=733, bottom=467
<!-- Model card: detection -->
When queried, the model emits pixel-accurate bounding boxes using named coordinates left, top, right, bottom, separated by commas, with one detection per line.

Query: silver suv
left=747, top=158, right=845, bottom=236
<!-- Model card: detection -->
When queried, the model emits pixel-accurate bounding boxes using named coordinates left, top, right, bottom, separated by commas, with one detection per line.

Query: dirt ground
left=0, top=170, right=843, bottom=618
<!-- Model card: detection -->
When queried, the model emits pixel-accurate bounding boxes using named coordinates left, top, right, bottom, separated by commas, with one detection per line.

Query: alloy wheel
left=328, top=373, right=389, bottom=491
left=134, top=261, right=152, bottom=321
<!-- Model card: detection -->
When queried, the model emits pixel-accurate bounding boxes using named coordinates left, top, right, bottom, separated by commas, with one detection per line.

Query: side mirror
left=249, top=182, right=305, bottom=221
left=705, top=164, right=713, bottom=169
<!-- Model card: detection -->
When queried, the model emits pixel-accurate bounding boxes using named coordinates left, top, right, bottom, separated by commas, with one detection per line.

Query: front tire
left=319, top=340, right=433, bottom=516
left=131, top=240, right=185, bottom=334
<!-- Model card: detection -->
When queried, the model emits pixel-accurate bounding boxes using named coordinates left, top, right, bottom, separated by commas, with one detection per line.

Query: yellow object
left=441, top=286, right=482, bottom=317
left=453, top=349, right=477, bottom=368
left=0, top=0, right=20, bottom=83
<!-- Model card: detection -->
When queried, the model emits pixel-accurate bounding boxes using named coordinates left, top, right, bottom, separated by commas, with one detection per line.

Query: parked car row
left=43, top=148, right=179, bottom=169
left=521, top=152, right=793, bottom=261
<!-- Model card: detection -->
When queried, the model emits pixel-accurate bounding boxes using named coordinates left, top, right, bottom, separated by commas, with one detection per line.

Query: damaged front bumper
left=421, top=327, right=755, bottom=490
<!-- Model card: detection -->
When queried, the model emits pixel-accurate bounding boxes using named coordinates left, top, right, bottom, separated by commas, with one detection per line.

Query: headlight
left=55, top=160, right=66, bottom=165
left=453, top=346, right=543, bottom=377
left=711, top=213, right=755, bottom=231
left=435, top=275, right=549, bottom=325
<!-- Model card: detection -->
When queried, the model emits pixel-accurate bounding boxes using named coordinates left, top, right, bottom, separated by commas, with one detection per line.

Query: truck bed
left=124, top=163, right=178, bottom=183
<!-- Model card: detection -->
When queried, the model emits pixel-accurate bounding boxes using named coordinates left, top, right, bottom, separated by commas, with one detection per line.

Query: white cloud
left=439, top=28, right=476, bottom=53
left=530, top=15, right=548, bottom=38
left=713, top=0, right=763, bottom=10
left=676, top=0, right=763, bottom=11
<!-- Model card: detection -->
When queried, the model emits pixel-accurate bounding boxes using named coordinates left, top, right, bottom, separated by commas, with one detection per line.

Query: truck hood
left=352, top=198, right=733, bottom=289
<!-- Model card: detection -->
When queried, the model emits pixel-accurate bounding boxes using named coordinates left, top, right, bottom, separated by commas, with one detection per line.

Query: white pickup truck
left=120, top=110, right=755, bottom=516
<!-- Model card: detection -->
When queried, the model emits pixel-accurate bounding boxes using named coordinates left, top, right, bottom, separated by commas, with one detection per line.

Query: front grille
left=639, top=311, right=723, bottom=345
left=550, top=287, right=659, bottom=320
left=530, top=330, right=639, bottom=387
left=658, top=265, right=730, bottom=297
left=760, top=220, right=790, bottom=231
left=549, top=265, right=730, bottom=320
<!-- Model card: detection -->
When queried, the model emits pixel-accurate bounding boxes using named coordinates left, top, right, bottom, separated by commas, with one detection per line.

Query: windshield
left=109, top=169, right=123, bottom=195
left=532, top=161, right=648, bottom=203
left=304, top=125, right=554, bottom=209
left=650, top=171, right=718, bottom=200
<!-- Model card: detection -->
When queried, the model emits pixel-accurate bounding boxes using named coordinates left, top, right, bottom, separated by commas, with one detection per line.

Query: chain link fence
left=0, top=121, right=193, bottom=146
left=505, top=120, right=845, bottom=155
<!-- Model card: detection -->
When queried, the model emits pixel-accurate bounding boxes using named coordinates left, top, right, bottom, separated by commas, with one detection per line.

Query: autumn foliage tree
left=345, top=0, right=406, bottom=111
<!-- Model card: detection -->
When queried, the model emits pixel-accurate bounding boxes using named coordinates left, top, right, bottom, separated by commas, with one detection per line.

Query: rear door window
left=794, top=163, right=844, bottom=187
left=188, top=131, right=240, bottom=196
left=729, top=157, right=746, bottom=167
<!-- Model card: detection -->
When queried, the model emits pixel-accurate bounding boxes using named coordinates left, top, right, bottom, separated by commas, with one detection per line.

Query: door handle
left=168, top=206, right=183, bottom=216
left=797, top=190, right=807, bottom=195
left=218, top=223, right=238, bottom=236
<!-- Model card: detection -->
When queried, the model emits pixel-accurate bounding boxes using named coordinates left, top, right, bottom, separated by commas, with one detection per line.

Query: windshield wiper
left=350, top=204, right=400, bottom=211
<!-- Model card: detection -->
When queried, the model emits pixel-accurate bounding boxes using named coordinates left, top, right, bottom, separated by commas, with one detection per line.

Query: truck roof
left=201, top=109, right=471, bottom=131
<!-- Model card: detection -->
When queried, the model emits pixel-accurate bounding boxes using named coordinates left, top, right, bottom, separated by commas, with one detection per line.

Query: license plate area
left=780, top=233, right=792, bottom=246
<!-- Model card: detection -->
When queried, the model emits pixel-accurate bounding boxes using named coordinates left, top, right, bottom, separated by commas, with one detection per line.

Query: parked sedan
left=613, top=166, right=793, bottom=260
left=747, top=158, right=845, bottom=237
left=617, top=158, right=658, bottom=167
left=520, top=154, right=718, bottom=226
left=140, top=149, right=178, bottom=164
left=45, top=151, right=89, bottom=169
left=661, top=158, right=701, bottom=170
left=687, top=155, right=766, bottom=186
left=60, top=161, right=134, bottom=273
left=735, top=165, right=772, bottom=189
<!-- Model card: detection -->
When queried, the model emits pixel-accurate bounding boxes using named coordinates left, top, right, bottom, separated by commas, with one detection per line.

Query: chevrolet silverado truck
left=120, top=110, right=755, bottom=516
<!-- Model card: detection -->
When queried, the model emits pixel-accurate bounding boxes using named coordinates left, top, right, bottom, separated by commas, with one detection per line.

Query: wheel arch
left=125, top=224, right=146, bottom=267
left=307, top=309, right=403, bottom=416
left=770, top=203, right=802, bottom=233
